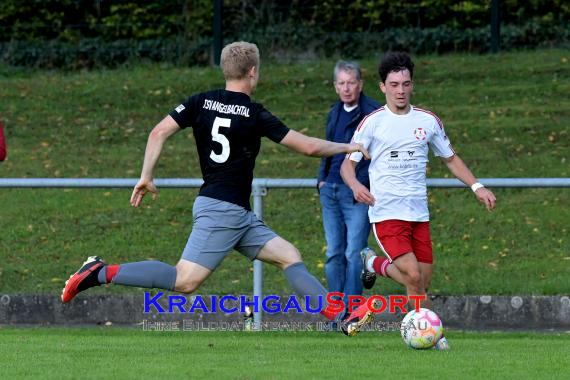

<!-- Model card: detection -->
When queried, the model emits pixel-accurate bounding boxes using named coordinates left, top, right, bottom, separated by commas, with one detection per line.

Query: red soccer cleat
left=339, top=298, right=380, bottom=336
left=61, top=256, right=105, bottom=303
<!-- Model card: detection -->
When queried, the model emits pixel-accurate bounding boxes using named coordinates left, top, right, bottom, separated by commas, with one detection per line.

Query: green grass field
left=0, top=49, right=569, bottom=295
left=0, top=328, right=568, bottom=379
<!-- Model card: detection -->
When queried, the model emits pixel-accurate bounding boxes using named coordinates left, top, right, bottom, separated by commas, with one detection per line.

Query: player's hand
left=351, top=182, right=375, bottom=206
left=475, top=187, right=496, bottom=211
left=347, top=143, right=370, bottom=160
left=130, top=178, right=158, bottom=208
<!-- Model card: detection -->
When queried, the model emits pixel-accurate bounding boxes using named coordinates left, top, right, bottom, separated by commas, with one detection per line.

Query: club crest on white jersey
left=414, top=128, right=427, bottom=140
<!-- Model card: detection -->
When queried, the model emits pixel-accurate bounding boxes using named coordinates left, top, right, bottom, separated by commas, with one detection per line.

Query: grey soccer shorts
left=181, top=196, right=277, bottom=270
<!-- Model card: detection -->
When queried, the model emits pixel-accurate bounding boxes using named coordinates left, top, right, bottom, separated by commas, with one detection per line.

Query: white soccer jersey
left=349, top=105, right=455, bottom=223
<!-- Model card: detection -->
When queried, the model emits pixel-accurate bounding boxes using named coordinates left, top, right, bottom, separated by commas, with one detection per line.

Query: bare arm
left=340, top=158, right=375, bottom=205
left=130, top=115, right=181, bottom=207
left=280, top=130, right=370, bottom=159
left=443, top=154, right=496, bottom=211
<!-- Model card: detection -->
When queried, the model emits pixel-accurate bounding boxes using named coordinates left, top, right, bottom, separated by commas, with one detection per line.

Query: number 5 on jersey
left=210, top=116, right=231, bottom=163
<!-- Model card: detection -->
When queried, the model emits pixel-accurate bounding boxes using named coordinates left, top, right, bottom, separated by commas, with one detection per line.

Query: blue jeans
left=319, top=182, right=370, bottom=302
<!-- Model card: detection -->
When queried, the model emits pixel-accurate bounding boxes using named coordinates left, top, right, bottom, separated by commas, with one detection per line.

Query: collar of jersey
left=385, top=104, right=414, bottom=117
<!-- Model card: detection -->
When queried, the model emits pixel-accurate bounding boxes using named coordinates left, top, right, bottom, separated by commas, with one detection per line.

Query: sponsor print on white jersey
left=349, top=105, right=455, bottom=223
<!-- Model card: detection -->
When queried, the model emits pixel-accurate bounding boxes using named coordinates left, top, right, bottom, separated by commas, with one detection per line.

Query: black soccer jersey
left=169, top=89, right=290, bottom=210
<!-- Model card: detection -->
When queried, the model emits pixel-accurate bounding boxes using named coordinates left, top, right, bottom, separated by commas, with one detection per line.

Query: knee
left=281, top=249, right=302, bottom=269
left=259, top=236, right=306, bottom=270
left=405, top=269, right=422, bottom=289
left=174, top=267, right=201, bottom=294
left=174, top=277, right=199, bottom=294
left=276, top=246, right=302, bottom=270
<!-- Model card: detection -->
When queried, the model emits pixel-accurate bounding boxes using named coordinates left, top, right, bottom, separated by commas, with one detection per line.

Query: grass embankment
left=0, top=49, right=568, bottom=295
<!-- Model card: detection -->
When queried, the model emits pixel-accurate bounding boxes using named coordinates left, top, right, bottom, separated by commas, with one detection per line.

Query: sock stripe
left=380, top=259, right=391, bottom=277
left=106, top=265, right=119, bottom=283
left=320, top=307, right=343, bottom=321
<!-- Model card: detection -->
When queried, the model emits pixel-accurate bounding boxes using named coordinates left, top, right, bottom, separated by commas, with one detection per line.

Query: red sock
left=320, top=307, right=343, bottom=321
left=372, top=257, right=391, bottom=278
left=105, top=265, right=120, bottom=283
left=320, top=297, right=345, bottom=321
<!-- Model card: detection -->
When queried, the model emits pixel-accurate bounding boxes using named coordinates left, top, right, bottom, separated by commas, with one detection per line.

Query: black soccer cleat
left=61, top=256, right=106, bottom=303
left=360, top=247, right=377, bottom=289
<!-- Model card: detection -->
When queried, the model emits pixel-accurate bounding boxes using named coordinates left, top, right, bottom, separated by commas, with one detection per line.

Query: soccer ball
left=401, top=308, right=443, bottom=349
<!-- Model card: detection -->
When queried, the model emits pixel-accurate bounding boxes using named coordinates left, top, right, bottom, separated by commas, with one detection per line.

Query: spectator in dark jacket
left=317, top=60, right=380, bottom=302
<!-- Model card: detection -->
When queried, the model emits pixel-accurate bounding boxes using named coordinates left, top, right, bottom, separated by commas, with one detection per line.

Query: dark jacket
left=317, top=92, right=380, bottom=189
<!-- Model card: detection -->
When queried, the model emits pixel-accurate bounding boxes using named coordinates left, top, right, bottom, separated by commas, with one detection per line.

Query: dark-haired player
left=341, top=52, right=496, bottom=347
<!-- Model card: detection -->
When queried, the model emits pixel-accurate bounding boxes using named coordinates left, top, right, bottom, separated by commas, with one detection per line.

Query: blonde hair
left=220, top=41, right=260, bottom=80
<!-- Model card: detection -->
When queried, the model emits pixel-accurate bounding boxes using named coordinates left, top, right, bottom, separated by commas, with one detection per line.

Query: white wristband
left=471, top=182, right=484, bottom=192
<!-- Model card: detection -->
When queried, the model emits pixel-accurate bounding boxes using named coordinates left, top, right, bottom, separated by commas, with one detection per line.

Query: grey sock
left=97, top=261, right=176, bottom=291
left=283, top=262, right=328, bottom=309
left=97, top=267, right=106, bottom=284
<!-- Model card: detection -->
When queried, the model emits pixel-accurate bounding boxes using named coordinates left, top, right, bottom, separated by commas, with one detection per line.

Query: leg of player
left=425, top=260, right=449, bottom=350
left=101, top=258, right=212, bottom=294
left=362, top=248, right=432, bottom=308
left=361, top=247, right=407, bottom=288
left=256, top=236, right=377, bottom=336
left=62, top=196, right=236, bottom=303
left=377, top=260, right=435, bottom=309
left=419, top=262, right=433, bottom=294
left=363, top=249, right=419, bottom=291
left=61, top=256, right=214, bottom=303
left=173, top=260, right=212, bottom=293
left=61, top=257, right=180, bottom=303
left=390, top=253, right=431, bottom=308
